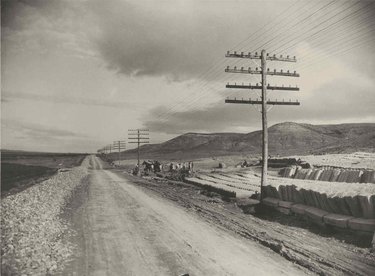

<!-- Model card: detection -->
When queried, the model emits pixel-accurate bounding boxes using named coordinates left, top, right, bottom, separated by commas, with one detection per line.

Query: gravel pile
left=1, top=156, right=90, bottom=275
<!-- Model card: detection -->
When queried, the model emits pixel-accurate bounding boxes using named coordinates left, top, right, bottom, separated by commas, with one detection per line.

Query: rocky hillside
left=120, top=122, right=375, bottom=159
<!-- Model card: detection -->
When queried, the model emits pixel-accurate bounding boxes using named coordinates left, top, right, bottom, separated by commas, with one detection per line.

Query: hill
left=118, top=122, right=375, bottom=160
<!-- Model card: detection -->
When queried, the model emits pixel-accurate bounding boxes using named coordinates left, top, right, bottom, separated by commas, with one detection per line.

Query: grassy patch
left=1, top=163, right=57, bottom=196
left=1, top=150, right=86, bottom=169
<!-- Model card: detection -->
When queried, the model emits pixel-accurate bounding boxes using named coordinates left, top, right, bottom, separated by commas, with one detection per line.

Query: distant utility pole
left=225, top=49, right=300, bottom=202
left=107, top=144, right=112, bottom=154
left=128, top=129, right=150, bottom=169
left=113, top=140, right=126, bottom=164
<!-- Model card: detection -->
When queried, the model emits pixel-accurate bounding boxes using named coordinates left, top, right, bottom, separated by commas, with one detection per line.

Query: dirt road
left=63, top=156, right=309, bottom=275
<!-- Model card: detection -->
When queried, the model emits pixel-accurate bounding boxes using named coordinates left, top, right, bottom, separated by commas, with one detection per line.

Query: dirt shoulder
left=113, top=170, right=375, bottom=275
left=0, top=157, right=91, bottom=275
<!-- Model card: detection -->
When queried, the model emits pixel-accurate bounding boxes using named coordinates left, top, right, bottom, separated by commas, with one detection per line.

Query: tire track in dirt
left=63, top=156, right=309, bottom=275
left=119, top=172, right=375, bottom=276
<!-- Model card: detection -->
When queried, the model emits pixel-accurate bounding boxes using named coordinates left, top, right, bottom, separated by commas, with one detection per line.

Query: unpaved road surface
left=63, top=156, right=309, bottom=275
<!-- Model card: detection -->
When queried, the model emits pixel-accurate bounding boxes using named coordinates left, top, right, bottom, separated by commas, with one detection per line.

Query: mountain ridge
left=120, top=122, right=375, bottom=160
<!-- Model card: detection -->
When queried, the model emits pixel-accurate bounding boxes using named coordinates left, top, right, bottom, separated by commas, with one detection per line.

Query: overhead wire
left=151, top=0, right=372, bottom=126
left=272, top=0, right=369, bottom=55
left=151, top=0, right=304, bottom=121
left=254, top=0, right=340, bottom=52
left=279, top=3, right=375, bottom=55
left=154, top=1, right=323, bottom=121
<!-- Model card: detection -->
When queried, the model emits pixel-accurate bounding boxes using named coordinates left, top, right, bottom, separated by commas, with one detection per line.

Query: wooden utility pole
left=225, top=50, right=300, bottom=202
left=261, top=50, right=268, bottom=196
left=128, top=129, right=149, bottom=170
left=113, top=140, right=126, bottom=165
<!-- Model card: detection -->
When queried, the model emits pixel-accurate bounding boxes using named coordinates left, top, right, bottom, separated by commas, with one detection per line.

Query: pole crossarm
left=266, top=55, right=297, bottom=62
left=225, top=67, right=261, bottom=74
left=226, top=51, right=296, bottom=62
left=225, top=98, right=300, bottom=105
left=226, top=83, right=299, bottom=91
left=127, top=128, right=150, bottom=171
left=225, top=67, right=299, bottom=77
left=128, top=129, right=149, bottom=132
left=224, top=49, right=300, bottom=202
left=225, top=51, right=261, bottom=59
left=266, top=70, right=299, bottom=77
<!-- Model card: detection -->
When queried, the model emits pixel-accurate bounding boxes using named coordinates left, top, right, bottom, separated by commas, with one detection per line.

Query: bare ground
left=62, top=156, right=375, bottom=275
left=61, top=156, right=311, bottom=275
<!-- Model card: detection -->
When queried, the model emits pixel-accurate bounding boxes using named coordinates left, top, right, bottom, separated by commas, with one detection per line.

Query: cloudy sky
left=2, top=0, right=375, bottom=153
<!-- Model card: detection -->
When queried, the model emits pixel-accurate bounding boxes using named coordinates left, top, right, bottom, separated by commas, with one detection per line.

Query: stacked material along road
left=282, top=152, right=375, bottom=183
left=185, top=172, right=260, bottom=198
left=362, top=170, right=375, bottom=183
left=264, top=165, right=375, bottom=233
left=289, top=152, right=375, bottom=170
left=287, top=167, right=375, bottom=184
left=187, top=171, right=375, bottom=219
left=281, top=167, right=297, bottom=178
left=263, top=178, right=375, bottom=219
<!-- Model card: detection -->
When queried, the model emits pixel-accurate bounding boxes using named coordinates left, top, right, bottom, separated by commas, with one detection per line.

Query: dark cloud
left=144, top=81, right=375, bottom=134
left=1, top=0, right=63, bottom=29
left=87, top=0, right=240, bottom=80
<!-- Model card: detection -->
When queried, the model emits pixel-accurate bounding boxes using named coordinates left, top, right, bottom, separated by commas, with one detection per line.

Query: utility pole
left=105, top=144, right=112, bottom=155
left=113, top=140, right=126, bottom=165
left=225, top=50, right=300, bottom=202
left=261, top=50, right=268, bottom=197
left=128, top=129, right=150, bottom=171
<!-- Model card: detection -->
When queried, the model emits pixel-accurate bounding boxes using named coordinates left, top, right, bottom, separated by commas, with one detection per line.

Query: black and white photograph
left=1, top=0, right=375, bottom=275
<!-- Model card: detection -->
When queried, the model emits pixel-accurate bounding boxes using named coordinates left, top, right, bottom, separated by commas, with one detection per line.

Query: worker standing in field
left=190, top=161, right=194, bottom=172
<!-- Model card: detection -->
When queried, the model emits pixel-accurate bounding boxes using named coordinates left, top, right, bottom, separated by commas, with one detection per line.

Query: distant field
left=1, top=150, right=87, bottom=196
left=1, top=163, right=57, bottom=195
left=1, top=150, right=86, bottom=168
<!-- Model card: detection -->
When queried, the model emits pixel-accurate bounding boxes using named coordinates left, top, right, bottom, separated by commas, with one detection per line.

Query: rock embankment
left=1, top=156, right=90, bottom=275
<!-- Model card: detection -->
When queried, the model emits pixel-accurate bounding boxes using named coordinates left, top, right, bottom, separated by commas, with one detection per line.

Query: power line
left=155, top=1, right=336, bottom=122
left=152, top=1, right=371, bottom=126
left=245, top=1, right=324, bottom=52
left=151, top=0, right=309, bottom=121
left=271, top=0, right=368, bottom=55
left=300, top=35, right=375, bottom=70
left=254, top=0, right=340, bottom=52
left=278, top=2, right=375, bottom=55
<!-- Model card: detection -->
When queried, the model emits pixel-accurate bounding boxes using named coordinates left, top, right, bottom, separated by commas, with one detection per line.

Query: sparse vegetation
left=1, top=151, right=87, bottom=197
left=1, top=163, right=57, bottom=196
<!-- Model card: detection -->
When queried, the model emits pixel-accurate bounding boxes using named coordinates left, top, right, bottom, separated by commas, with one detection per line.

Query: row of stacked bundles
left=280, top=166, right=375, bottom=184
